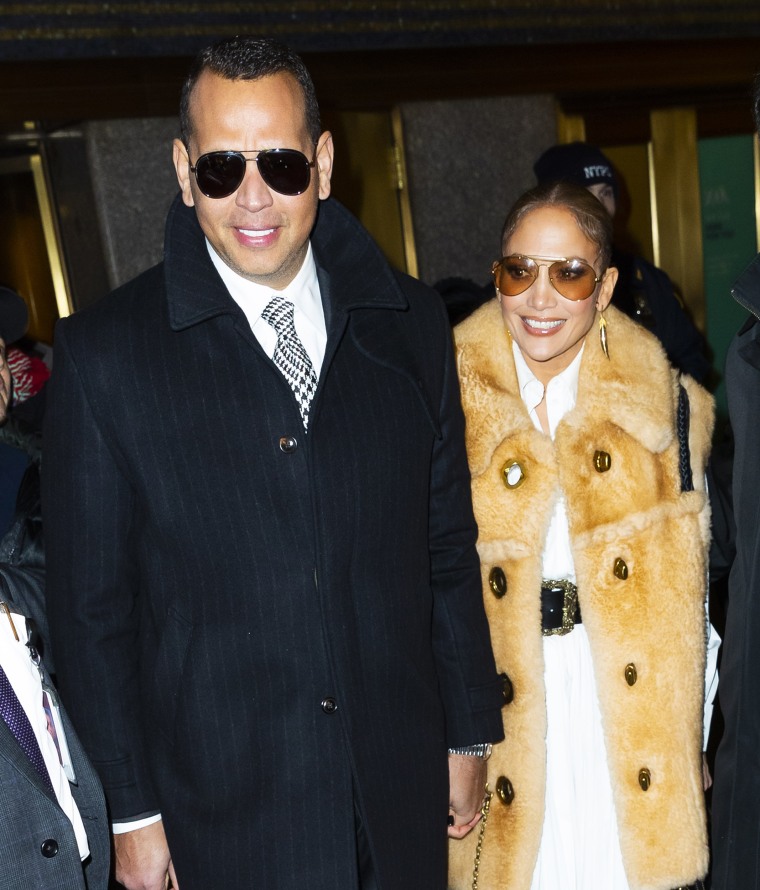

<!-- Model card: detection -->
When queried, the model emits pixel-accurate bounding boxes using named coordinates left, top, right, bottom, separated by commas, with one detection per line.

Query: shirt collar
left=512, top=340, right=584, bottom=435
left=206, top=239, right=322, bottom=326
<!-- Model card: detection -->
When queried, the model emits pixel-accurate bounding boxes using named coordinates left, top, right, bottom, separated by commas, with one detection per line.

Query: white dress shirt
left=207, top=239, right=327, bottom=376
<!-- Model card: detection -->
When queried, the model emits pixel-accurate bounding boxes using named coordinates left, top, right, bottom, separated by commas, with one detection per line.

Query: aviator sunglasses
left=190, top=148, right=317, bottom=199
left=492, top=254, right=603, bottom=302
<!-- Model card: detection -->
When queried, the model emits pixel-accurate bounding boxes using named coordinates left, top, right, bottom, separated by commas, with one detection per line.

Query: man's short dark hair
left=180, top=36, right=322, bottom=148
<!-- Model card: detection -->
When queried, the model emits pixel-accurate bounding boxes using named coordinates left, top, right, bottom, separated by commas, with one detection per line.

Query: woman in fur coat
left=448, top=182, right=717, bottom=890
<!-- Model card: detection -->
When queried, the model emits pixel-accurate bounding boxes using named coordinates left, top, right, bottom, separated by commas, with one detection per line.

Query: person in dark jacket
left=0, top=287, right=109, bottom=890
left=709, top=72, right=760, bottom=890
left=43, top=36, right=504, bottom=890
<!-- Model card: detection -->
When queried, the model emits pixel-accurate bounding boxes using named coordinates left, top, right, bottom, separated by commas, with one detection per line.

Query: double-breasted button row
left=489, top=566, right=507, bottom=598
left=592, top=448, right=630, bottom=580
left=594, top=450, right=612, bottom=472
left=495, top=775, right=514, bottom=805
left=614, top=557, right=629, bottom=580
left=501, top=460, right=525, bottom=490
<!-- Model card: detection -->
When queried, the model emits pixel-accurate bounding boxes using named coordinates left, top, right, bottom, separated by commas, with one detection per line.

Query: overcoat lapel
left=313, top=200, right=440, bottom=436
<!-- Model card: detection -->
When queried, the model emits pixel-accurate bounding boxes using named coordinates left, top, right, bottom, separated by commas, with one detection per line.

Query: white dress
left=511, top=343, right=719, bottom=890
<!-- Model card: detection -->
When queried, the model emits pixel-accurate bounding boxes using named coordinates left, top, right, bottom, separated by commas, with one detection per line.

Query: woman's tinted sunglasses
left=492, top=254, right=602, bottom=302
left=190, top=148, right=316, bottom=199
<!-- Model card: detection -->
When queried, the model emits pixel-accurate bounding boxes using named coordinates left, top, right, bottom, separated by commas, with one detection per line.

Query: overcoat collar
left=732, top=251, right=760, bottom=324
left=163, top=194, right=408, bottom=333
left=455, top=299, right=677, bottom=466
left=732, top=253, right=760, bottom=370
left=161, top=193, right=436, bottom=430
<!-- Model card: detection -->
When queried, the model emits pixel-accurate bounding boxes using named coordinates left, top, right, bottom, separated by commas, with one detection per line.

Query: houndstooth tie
left=0, top=663, right=53, bottom=793
left=261, top=295, right=319, bottom=431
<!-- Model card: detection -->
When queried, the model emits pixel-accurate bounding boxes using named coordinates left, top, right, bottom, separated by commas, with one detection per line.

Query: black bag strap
left=677, top=381, right=694, bottom=493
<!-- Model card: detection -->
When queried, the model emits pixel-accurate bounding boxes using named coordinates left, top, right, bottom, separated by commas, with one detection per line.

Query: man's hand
left=114, top=821, right=179, bottom=890
left=447, top=753, right=487, bottom=839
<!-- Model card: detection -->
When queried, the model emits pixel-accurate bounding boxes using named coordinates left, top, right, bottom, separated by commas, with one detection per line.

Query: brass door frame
left=0, top=150, right=72, bottom=327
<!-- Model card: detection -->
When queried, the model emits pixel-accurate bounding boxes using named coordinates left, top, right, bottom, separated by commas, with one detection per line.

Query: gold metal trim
left=29, top=153, right=72, bottom=319
left=390, top=107, right=418, bottom=278
left=649, top=108, right=704, bottom=331
left=556, top=108, right=586, bottom=144
left=541, top=579, right=579, bottom=637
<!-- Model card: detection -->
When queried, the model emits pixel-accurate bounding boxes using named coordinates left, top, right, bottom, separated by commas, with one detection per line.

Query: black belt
left=541, top=580, right=582, bottom=636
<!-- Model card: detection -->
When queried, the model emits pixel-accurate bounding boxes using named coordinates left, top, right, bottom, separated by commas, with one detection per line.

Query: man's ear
left=173, top=139, right=195, bottom=208
left=315, top=131, right=334, bottom=201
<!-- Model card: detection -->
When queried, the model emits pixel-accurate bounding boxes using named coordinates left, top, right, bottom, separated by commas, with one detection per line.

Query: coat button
left=500, top=672, right=514, bottom=705
left=593, top=450, right=612, bottom=472
left=613, top=558, right=629, bottom=580
left=495, top=775, right=514, bottom=805
left=624, top=664, right=638, bottom=686
left=489, top=567, right=507, bottom=598
left=321, top=697, right=338, bottom=714
left=501, top=460, right=525, bottom=490
left=279, top=436, right=298, bottom=453
left=40, top=839, right=59, bottom=858
left=638, top=768, right=651, bottom=791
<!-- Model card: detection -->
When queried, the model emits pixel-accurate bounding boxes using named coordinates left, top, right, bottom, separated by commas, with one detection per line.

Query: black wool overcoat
left=43, top=195, right=504, bottom=890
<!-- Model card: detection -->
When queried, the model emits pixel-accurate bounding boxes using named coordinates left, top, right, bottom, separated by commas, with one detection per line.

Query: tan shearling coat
left=449, top=301, right=713, bottom=890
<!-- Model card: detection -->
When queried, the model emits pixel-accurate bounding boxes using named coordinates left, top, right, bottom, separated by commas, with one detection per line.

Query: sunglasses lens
left=494, top=256, right=537, bottom=296
left=194, top=152, right=247, bottom=199
left=549, top=260, right=598, bottom=300
left=256, top=149, right=312, bottom=196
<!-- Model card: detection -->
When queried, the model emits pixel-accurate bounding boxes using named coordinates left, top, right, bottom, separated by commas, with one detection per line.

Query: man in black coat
left=43, top=37, right=504, bottom=890
left=709, top=73, right=760, bottom=890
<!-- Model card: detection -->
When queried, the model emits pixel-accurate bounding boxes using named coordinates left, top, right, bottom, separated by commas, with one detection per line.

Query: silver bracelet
left=448, top=743, right=492, bottom=760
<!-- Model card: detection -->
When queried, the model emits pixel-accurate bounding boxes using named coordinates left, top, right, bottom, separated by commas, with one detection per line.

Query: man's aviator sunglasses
left=492, top=254, right=603, bottom=302
left=190, top=148, right=317, bottom=199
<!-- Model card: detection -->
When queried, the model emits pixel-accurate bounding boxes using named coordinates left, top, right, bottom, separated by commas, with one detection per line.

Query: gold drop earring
left=598, top=306, right=609, bottom=359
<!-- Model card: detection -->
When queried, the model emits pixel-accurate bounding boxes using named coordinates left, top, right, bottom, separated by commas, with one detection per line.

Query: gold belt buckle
left=543, top=579, right=579, bottom=637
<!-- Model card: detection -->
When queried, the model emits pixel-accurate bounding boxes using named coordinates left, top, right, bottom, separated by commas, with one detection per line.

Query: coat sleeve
left=42, top=319, right=159, bottom=822
left=427, top=302, right=505, bottom=747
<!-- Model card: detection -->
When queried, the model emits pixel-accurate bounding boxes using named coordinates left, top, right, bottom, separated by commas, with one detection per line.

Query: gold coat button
left=624, top=664, right=638, bottom=686
left=501, top=460, right=525, bottom=490
left=500, top=672, right=514, bottom=705
left=496, top=775, right=514, bottom=805
left=489, top=567, right=507, bottom=599
left=614, top=558, right=629, bottom=580
left=593, top=450, right=612, bottom=472
left=638, top=768, right=651, bottom=791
